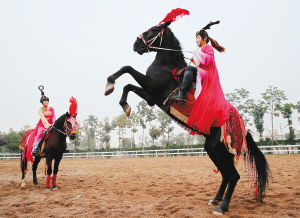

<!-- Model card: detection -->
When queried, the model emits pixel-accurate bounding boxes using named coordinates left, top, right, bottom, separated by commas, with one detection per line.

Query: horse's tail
left=246, top=131, right=271, bottom=202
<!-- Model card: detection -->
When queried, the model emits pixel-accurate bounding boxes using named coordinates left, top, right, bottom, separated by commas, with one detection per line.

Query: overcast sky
left=0, top=0, right=299, bottom=137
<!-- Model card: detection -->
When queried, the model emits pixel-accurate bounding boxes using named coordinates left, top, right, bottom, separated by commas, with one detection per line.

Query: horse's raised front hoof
left=21, top=179, right=25, bottom=189
left=104, top=81, right=115, bottom=96
left=52, top=186, right=58, bottom=190
left=208, top=199, right=220, bottom=206
left=122, top=104, right=131, bottom=117
left=212, top=205, right=228, bottom=216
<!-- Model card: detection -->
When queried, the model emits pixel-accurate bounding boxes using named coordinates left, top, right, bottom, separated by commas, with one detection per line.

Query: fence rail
left=1, top=145, right=299, bottom=160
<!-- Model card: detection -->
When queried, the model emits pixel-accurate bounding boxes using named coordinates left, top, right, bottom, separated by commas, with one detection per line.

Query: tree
left=250, top=100, right=268, bottom=140
left=98, top=117, right=114, bottom=150
left=149, top=126, right=161, bottom=146
left=157, top=110, right=174, bottom=147
left=83, top=115, right=99, bottom=151
left=276, top=103, right=295, bottom=144
left=4, top=129, right=22, bottom=152
left=112, top=114, right=128, bottom=150
left=295, top=101, right=300, bottom=124
left=137, top=101, right=156, bottom=149
left=261, top=86, right=287, bottom=143
left=225, top=88, right=254, bottom=125
left=127, top=112, right=139, bottom=148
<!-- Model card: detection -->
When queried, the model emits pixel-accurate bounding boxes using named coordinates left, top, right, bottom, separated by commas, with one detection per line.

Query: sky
left=0, top=0, right=299, bottom=140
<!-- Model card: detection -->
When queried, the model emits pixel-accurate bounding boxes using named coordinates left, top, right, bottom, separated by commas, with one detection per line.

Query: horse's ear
left=160, top=20, right=172, bottom=28
left=66, top=112, right=70, bottom=118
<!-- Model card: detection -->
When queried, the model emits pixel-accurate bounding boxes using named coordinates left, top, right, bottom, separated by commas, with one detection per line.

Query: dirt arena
left=0, top=155, right=299, bottom=217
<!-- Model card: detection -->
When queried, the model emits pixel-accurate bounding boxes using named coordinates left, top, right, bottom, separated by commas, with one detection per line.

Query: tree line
left=1, top=85, right=299, bottom=152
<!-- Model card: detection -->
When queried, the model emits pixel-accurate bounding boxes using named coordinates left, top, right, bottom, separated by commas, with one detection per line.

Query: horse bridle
left=139, top=26, right=193, bottom=55
left=52, top=119, right=77, bottom=137
left=139, top=27, right=165, bottom=52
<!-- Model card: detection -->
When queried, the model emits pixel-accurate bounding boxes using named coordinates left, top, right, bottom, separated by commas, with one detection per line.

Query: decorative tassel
left=254, top=183, right=259, bottom=199
left=213, top=169, right=219, bottom=173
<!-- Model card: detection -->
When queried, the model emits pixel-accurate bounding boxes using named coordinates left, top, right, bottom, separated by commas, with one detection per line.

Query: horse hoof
left=34, top=183, right=39, bottom=187
left=104, top=81, right=115, bottom=96
left=212, top=206, right=227, bottom=216
left=208, top=199, right=220, bottom=206
left=21, top=180, right=25, bottom=189
left=122, top=104, right=131, bottom=117
left=125, top=105, right=131, bottom=117
left=52, top=186, right=58, bottom=190
left=45, top=187, right=51, bottom=191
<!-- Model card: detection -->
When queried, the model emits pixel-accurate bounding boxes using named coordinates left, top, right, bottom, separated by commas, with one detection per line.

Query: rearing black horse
left=20, top=112, right=77, bottom=190
left=105, top=13, right=270, bottom=215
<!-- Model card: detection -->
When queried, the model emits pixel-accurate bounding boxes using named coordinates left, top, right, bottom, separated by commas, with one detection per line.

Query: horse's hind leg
left=205, top=127, right=240, bottom=215
left=105, top=66, right=149, bottom=96
left=208, top=178, right=228, bottom=206
left=119, top=84, right=152, bottom=117
left=205, top=130, right=229, bottom=206
left=213, top=161, right=240, bottom=215
left=32, top=156, right=41, bottom=186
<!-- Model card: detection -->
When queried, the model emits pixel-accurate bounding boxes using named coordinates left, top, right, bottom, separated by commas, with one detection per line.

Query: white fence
left=0, top=145, right=299, bottom=160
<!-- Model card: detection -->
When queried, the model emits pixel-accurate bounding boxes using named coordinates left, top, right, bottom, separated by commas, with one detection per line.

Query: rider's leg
left=32, top=127, right=44, bottom=155
left=171, top=66, right=197, bottom=102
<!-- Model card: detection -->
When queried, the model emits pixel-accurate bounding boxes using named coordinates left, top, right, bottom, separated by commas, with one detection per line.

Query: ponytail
left=209, top=37, right=225, bottom=53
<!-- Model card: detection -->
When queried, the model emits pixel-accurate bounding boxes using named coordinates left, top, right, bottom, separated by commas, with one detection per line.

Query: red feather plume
left=69, top=96, right=77, bottom=116
left=160, top=8, right=190, bottom=24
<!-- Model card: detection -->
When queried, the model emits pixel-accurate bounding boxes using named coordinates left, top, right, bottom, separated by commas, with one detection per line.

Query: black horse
left=105, top=17, right=270, bottom=214
left=20, top=112, right=77, bottom=190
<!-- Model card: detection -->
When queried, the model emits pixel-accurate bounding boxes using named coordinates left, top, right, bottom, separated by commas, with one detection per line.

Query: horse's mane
left=53, top=113, right=66, bottom=129
left=163, top=27, right=186, bottom=66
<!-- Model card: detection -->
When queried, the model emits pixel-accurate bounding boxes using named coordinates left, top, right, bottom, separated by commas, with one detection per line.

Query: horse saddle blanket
left=220, top=106, right=247, bottom=159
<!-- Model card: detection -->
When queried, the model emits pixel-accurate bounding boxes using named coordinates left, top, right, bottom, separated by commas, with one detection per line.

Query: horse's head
left=64, top=112, right=77, bottom=140
left=133, top=21, right=171, bottom=55
left=133, top=8, right=189, bottom=55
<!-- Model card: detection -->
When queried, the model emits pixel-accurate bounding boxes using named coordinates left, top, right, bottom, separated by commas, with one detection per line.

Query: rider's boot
left=31, top=142, right=40, bottom=156
left=171, top=66, right=197, bottom=103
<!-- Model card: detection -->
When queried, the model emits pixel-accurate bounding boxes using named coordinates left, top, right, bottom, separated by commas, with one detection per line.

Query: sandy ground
left=0, top=155, right=299, bottom=217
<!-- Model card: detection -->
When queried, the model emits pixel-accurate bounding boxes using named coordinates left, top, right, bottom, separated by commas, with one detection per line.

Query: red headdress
left=69, top=96, right=77, bottom=116
left=160, top=8, right=190, bottom=24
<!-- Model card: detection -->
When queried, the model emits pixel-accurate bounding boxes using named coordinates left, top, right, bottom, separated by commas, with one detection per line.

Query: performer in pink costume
left=171, top=21, right=232, bottom=135
left=31, top=86, right=56, bottom=155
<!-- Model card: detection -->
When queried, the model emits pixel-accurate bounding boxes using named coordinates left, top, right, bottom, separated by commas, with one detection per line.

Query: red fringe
left=160, top=8, right=189, bottom=24
left=254, top=183, right=259, bottom=199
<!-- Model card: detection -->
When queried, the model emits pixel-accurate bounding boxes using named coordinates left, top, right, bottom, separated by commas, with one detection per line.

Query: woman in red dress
left=187, top=21, right=232, bottom=135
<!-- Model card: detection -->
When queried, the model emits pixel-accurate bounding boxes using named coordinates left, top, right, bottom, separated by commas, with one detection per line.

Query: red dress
left=187, top=44, right=232, bottom=135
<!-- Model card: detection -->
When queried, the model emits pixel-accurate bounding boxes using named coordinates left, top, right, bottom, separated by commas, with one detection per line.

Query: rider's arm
left=38, top=108, right=51, bottom=128
left=192, top=46, right=214, bottom=67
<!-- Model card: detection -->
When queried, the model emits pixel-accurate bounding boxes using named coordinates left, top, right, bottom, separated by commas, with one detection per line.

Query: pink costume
left=32, top=106, right=56, bottom=152
left=187, top=44, right=232, bottom=135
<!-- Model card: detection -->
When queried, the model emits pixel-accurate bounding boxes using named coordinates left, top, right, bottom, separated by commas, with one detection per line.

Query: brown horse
left=20, top=112, right=77, bottom=189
